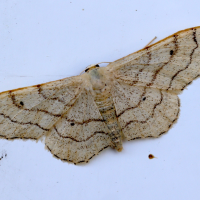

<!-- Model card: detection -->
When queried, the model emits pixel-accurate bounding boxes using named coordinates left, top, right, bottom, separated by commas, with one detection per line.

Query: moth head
left=85, top=64, right=100, bottom=73
left=80, top=62, right=111, bottom=75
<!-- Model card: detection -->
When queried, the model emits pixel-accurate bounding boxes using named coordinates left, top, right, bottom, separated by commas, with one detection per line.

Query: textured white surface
left=0, top=0, right=200, bottom=200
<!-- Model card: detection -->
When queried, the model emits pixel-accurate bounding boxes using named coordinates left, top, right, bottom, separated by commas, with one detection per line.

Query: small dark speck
left=136, top=10, right=137, bottom=11
left=142, top=97, right=146, bottom=101
left=20, top=101, right=24, bottom=106
left=148, top=154, right=156, bottom=159
left=170, top=50, right=174, bottom=55
left=0, top=151, right=7, bottom=160
left=70, top=123, right=75, bottom=126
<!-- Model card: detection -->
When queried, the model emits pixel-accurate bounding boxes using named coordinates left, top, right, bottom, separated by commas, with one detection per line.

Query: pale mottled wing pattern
left=109, top=27, right=200, bottom=91
left=109, top=27, right=200, bottom=140
left=0, top=76, right=111, bottom=164
left=112, top=81, right=179, bottom=140
left=0, top=76, right=82, bottom=140
left=45, top=88, right=111, bottom=164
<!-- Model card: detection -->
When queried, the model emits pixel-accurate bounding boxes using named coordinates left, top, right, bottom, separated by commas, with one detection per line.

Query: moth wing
left=106, top=27, right=200, bottom=140
left=107, top=26, right=200, bottom=92
left=0, top=75, right=84, bottom=140
left=0, top=74, right=111, bottom=164
left=112, top=80, right=179, bottom=140
left=45, top=88, right=111, bottom=164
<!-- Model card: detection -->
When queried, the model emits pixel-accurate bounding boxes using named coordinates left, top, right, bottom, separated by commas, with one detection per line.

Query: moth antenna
left=144, top=36, right=157, bottom=48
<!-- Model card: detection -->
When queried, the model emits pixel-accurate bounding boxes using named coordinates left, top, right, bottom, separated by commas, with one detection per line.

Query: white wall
left=0, top=1, right=200, bottom=200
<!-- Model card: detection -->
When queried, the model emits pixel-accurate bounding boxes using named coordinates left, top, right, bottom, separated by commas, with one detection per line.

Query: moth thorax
left=88, top=68, right=108, bottom=90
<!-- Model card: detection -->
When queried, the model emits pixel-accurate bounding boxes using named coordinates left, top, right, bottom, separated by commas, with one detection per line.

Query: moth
left=0, top=26, right=199, bottom=164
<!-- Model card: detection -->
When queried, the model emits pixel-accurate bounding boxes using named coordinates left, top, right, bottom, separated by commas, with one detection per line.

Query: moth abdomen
left=94, top=90, right=123, bottom=151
